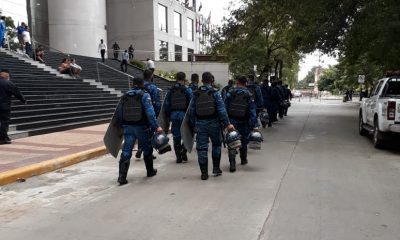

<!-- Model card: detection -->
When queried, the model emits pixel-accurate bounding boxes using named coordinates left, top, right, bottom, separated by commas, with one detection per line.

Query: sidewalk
left=0, top=124, right=108, bottom=184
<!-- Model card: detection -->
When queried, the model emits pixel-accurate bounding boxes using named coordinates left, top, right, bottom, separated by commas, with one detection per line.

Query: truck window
left=374, top=81, right=384, bottom=96
left=383, top=78, right=400, bottom=97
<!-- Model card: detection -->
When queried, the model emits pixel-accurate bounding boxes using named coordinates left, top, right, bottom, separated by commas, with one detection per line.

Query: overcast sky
left=0, top=0, right=27, bottom=24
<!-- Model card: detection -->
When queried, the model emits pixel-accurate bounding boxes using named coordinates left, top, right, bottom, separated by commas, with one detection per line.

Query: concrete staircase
left=0, top=50, right=120, bottom=139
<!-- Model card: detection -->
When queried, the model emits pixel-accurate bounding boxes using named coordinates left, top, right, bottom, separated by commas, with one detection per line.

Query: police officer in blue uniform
left=276, top=80, right=286, bottom=119
left=225, top=76, right=259, bottom=172
left=136, top=69, right=161, bottom=159
left=189, top=73, right=199, bottom=91
left=247, top=75, right=264, bottom=115
left=221, top=80, right=234, bottom=101
left=116, top=78, right=163, bottom=185
left=189, top=72, right=235, bottom=180
left=270, top=78, right=283, bottom=122
left=260, top=78, right=274, bottom=127
left=164, top=72, right=193, bottom=163
left=283, top=84, right=292, bottom=116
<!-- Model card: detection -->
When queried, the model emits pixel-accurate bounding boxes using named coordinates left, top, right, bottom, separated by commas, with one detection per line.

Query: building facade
left=106, top=0, right=199, bottom=61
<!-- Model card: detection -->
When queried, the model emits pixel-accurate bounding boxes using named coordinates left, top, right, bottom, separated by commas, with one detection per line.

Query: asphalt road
left=1, top=100, right=399, bottom=240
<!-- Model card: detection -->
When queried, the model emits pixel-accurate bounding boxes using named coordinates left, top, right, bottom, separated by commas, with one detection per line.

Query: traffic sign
left=358, top=75, right=365, bottom=84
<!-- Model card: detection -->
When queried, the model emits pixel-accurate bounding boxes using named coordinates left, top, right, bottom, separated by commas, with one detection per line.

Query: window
left=175, top=45, right=182, bottom=61
left=158, top=4, right=168, bottom=33
left=174, top=11, right=182, bottom=37
left=384, top=79, right=400, bottom=96
left=159, top=41, right=169, bottom=61
left=188, top=48, right=194, bottom=62
left=187, top=18, right=194, bottom=41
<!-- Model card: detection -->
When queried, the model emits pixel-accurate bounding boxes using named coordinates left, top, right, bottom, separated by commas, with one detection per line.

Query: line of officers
left=114, top=70, right=292, bottom=185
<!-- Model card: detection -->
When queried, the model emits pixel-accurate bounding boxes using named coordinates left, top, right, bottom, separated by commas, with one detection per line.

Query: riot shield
left=180, top=100, right=195, bottom=153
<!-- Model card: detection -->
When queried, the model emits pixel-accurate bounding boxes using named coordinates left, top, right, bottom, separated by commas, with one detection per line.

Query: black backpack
left=170, top=86, right=188, bottom=111
left=195, top=89, right=217, bottom=119
left=228, top=89, right=250, bottom=119
left=121, top=92, right=146, bottom=124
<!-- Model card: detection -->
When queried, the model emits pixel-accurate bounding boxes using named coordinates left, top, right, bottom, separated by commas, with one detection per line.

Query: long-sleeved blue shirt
left=189, top=84, right=230, bottom=128
left=117, top=87, right=159, bottom=129
left=144, top=80, right=161, bottom=116
left=225, top=86, right=259, bottom=129
left=164, top=83, right=193, bottom=120
left=247, top=84, right=264, bottom=109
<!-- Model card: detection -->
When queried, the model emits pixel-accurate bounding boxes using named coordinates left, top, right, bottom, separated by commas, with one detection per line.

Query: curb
left=0, top=146, right=108, bottom=186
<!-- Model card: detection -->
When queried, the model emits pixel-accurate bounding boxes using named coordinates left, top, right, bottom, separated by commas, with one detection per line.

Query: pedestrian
left=58, top=58, right=72, bottom=75
left=247, top=75, right=264, bottom=115
left=35, top=45, right=45, bottom=63
left=0, top=16, right=5, bottom=48
left=98, top=39, right=107, bottom=62
left=135, top=69, right=161, bottom=159
left=189, top=72, right=235, bottom=180
left=221, top=79, right=234, bottom=101
left=120, top=50, right=129, bottom=73
left=0, top=69, right=26, bottom=144
left=189, top=73, right=199, bottom=91
left=271, top=79, right=283, bottom=121
left=128, top=44, right=135, bottom=59
left=260, top=78, right=274, bottom=127
left=115, top=77, right=163, bottom=185
left=70, top=58, right=82, bottom=78
left=276, top=80, right=286, bottom=119
left=16, top=22, right=26, bottom=51
left=22, top=27, right=32, bottom=57
left=164, top=72, right=193, bottom=163
left=283, top=84, right=292, bottom=116
left=225, top=75, right=259, bottom=172
left=146, top=58, right=155, bottom=73
left=112, top=42, right=120, bottom=59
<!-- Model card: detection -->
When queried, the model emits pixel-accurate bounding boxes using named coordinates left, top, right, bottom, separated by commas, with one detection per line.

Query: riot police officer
left=283, top=84, right=292, bottom=116
left=189, top=72, right=235, bottom=180
left=225, top=76, right=259, bottom=172
left=260, top=78, right=274, bottom=127
left=189, top=73, right=199, bottom=91
left=276, top=80, right=286, bottom=119
left=247, top=75, right=264, bottom=115
left=221, top=80, right=234, bottom=101
left=164, top=72, right=193, bottom=163
left=136, top=70, right=161, bottom=159
left=116, top=77, right=163, bottom=185
left=270, top=78, right=283, bottom=122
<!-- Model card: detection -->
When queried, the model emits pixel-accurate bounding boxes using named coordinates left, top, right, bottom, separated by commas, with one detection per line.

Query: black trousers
left=101, top=49, right=106, bottom=62
left=113, top=52, right=119, bottom=59
left=0, top=111, right=11, bottom=141
left=121, top=60, right=128, bottom=72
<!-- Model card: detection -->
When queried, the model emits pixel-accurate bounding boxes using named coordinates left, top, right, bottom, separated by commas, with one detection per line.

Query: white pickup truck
left=359, top=77, right=400, bottom=148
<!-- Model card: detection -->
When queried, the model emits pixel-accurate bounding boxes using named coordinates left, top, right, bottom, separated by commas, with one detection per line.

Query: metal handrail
left=96, top=62, right=135, bottom=88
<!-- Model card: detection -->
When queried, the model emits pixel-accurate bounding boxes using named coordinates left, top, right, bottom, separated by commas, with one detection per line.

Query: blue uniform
left=0, top=20, right=5, bottom=47
left=144, top=80, right=161, bottom=117
left=189, top=85, right=230, bottom=167
left=221, top=84, right=234, bottom=101
left=164, top=83, right=193, bottom=161
left=260, top=83, right=276, bottom=125
left=117, top=87, right=159, bottom=178
left=225, top=87, right=258, bottom=164
left=188, top=82, right=198, bottom=91
left=247, top=83, right=264, bottom=111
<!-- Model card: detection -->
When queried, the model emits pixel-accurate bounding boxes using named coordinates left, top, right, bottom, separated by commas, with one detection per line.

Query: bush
left=157, top=70, right=176, bottom=81
left=129, top=59, right=145, bottom=69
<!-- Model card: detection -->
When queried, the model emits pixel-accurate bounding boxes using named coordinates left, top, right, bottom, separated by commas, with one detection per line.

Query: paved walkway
left=0, top=124, right=107, bottom=174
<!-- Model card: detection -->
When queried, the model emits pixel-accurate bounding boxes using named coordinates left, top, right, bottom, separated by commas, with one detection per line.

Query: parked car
left=359, top=76, right=400, bottom=148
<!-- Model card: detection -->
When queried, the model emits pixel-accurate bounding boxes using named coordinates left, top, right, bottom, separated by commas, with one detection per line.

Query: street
left=1, top=100, right=399, bottom=240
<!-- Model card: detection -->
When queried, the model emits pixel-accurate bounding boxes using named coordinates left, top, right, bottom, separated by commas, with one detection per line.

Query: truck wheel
left=359, top=113, right=368, bottom=136
left=373, top=120, right=385, bottom=149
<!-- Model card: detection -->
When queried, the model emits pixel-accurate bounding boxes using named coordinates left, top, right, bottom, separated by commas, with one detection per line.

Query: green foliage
left=129, top=59, right=145, bottom=69
left=157, top=70, right=176, bottom=81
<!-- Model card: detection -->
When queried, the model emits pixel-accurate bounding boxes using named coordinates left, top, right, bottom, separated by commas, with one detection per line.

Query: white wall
left=48, top=0, right=107, bottom=58
left=155, top=61, right=231, bottom=86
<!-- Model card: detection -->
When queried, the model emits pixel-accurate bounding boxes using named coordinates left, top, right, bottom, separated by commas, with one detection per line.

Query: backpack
left=170, top=86, right=188, bottom=111
left=228, top=89, right=250, bottom=119
left=121, top=92, right=146, bottom=125
left=195, top=89, right=217, bottom=119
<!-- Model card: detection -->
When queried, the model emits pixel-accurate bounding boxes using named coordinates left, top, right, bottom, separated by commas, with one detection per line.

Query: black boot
left=228, top=149, right=237, bottom=172
left=212, top=156, right=222, bottom=176
left=135, top=149, right=142, bottom=159
left=144, top=155, right=157, bottom=177
left=181, top=146, right=188, bottom=162
left=174, top=143, right=183, bottom=163
left=118, top=157, right=130, bottom=185
left=240, top=149, right=248, bottom=165
left=199, top=163, right=208, bottom=180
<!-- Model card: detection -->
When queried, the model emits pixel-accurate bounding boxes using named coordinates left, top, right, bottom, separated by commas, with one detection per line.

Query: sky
left=0, top=0, right=28, bottom=24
